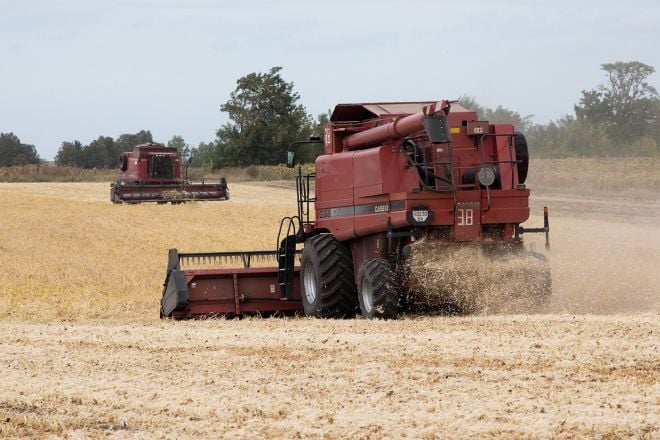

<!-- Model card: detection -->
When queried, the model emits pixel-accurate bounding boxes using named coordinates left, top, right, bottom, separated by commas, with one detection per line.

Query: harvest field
left=0, top=161, right=659, bottom=438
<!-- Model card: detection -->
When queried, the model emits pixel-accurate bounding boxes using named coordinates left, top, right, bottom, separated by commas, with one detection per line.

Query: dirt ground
left=1, top=316, right=657, bottom=439
left=0, top=178, right=658, bottom=438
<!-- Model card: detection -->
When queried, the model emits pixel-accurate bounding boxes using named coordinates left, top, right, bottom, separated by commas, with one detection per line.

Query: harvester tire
left=514, top=132, right=529, bottom=184
left=300, top=234, right=357, bottom=318
left=110, top=186, right=120, bottom=204
left=358, top=259, right=398, bottom=320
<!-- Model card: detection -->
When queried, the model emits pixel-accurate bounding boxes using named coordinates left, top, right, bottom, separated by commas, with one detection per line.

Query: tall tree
left=83, top=136, right=115, bottom=168
left=189, top=141, right=215, bottom=168
left=54, top=141, right=84, bottom=166
left=0, top=133, right=40, bottom=166
left=575, top=61, right=660, bottom=143
left=167, top=135, right=190, bottom=159
left=313, top=110, right=331, bottom=137
left=115, top=130, right=153, bottom=155
left=213, top=67, right=312, bottom=167
left=295, top=111, right=330, bottom=164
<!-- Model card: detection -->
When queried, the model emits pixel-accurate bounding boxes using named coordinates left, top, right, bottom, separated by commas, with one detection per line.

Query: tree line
left=2, top=61, right=659, bottom=169
left=0, top=133, right=40, bottom=167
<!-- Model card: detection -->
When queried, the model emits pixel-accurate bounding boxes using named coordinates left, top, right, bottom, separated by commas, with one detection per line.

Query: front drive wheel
left=300, top=234, right=357, bottom=318
left=358, top=259, right=398, bottom=320
left=110, top=186, right=121, bottom=204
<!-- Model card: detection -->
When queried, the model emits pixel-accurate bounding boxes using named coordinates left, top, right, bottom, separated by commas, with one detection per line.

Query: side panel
left=316, top=153, right=355, bottom=239
left=353, top=147, right=383, bottom=198
left=316, top=144, right=420, bottom=241
left=316, top=153, right=354, bottom=209
left=119, top=152, right=140, bottom=182
left=352, top=196, right=392, bottom=238
left=481, top=189, right=530, bottom=224
left=162, top=270, right=189, bottom=316
left=351, top=144, right=418, bottom=198
left=454, top=191, right=481, bottom=241
left=169, top=267, right=301, bottom=319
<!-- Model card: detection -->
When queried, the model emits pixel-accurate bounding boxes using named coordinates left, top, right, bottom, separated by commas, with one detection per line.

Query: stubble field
left=0, top=160, right=658, bottom=438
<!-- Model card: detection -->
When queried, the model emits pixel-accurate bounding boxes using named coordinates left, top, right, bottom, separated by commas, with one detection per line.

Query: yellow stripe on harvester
left=450, top=127, right=461, bottom=134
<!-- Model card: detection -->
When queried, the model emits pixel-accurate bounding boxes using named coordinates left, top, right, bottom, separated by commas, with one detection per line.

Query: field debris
left=407, top=241, right=551, bottom=314
left=0, top=316, right=657, bottom=438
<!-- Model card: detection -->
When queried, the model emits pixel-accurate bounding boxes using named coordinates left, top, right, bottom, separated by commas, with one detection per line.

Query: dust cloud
left=408, top=243, right=551, bottom=314
left=405, top=189, right=660, bottom=315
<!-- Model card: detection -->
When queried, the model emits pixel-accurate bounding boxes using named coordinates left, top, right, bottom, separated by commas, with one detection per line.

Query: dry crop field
left=0, top=160, right=659, bottom=438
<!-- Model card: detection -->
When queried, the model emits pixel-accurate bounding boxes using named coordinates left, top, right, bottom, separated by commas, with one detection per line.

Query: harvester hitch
left=514, top=207, right=550, bottom=250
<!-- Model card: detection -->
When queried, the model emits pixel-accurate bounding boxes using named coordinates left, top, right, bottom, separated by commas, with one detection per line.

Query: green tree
left=167, top=135, right=191, bottom=159
left=0, top=133, right=40, bottom=166
left=115, top=130, right=153, bottom=156
left=54, top=141, right=84, bottom=166
left=213, top=67, right=312, bottom=167
left=575, top=61, right=660, bottom=144
left=295, top=111, right=330, bottom=164
left=458, top=96, right=533, bottom=132
left=189, top=141, right=215, bottom=168
left=313, top=110, right=331, bottom=137
left=83, top=136, right=115, bottom=168
left=525, top=116, right=614, bottom=158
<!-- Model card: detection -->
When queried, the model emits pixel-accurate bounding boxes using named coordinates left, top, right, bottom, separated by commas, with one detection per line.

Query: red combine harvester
left=110, top=143, right=228, bottom=204
left=161, top=100, right=550, bottom=319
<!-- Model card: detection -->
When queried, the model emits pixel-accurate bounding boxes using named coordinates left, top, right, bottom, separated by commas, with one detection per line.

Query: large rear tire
left=300, top=234, right=357, bottom=318
left=358, top=259, right=398, bottom=320
left=514, top=132, right=529, bottom=184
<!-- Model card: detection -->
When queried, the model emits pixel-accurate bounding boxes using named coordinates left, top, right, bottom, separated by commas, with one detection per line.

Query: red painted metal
left=160, top=99, right=542, bottom=319
left=343, top=100, right=450, bottom=150
left=314, top=100, right=529, bottom=247
left=171, top=267, right=302, bottom=319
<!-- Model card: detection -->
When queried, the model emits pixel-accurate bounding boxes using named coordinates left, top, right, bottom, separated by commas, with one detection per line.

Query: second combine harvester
left=111, top=142, right=229, bottom=204
left=161, top=100, right=551, bottom=319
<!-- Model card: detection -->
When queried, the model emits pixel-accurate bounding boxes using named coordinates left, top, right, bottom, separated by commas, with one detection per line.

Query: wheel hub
left=361, top=278, right=374, bottom=313
left=303, top=261, right=317, bottom=304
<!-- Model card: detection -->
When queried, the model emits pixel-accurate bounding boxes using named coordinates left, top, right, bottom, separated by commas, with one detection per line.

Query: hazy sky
left=2, top=0, right=659, bottom=160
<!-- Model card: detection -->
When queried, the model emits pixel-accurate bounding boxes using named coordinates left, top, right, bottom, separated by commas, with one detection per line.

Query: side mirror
left=286, top=150, right=295, bottom=168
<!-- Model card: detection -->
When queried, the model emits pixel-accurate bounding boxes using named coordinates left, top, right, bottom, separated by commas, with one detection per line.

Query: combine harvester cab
left=161, top=100, right=551, bottom=320
left=110, top=143, right=229, bottom=204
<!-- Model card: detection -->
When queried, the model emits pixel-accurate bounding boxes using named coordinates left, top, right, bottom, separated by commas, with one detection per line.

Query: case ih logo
left=406, top=206, right=433, bottom=225
left=374, top=204, right=389, bottom=213
left=412, top=210, right=429, bottom=223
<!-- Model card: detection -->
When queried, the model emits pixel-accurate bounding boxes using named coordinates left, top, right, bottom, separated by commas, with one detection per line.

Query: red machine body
left=161, top=249, right=302, bottom=319
left=110, top=143, right=228, bottom=203
left=160, top=100, right=550, bottom=320
left=310, top=101, right=529, bottom=265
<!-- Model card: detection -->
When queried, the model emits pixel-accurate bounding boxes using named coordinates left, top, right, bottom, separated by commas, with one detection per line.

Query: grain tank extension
left=161, top=100, right=551, bottom=319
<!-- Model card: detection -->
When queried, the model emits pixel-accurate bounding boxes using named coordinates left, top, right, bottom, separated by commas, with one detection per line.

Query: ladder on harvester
left=277, top=167, right=315, bottom=300
left=277, top=216, right=302, bottom=300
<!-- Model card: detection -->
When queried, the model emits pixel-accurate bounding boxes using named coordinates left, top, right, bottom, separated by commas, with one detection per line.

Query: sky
left=2, top=0, right=660, bottom=160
